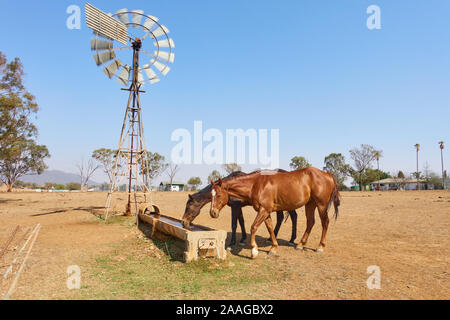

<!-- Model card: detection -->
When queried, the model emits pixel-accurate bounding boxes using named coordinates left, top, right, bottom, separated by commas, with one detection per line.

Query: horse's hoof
left=251, top=248, right=259, bottom=259
left=316, top=248, right=324, bottom=253
left=296, top=245, right=304, bottom=251
left=226, top=246, right=232, bottom=251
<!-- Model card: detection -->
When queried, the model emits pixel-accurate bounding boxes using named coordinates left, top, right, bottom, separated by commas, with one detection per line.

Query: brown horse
left=182, top=170, right=298, bottom=248
left=209, top=167, right=340, bottom=259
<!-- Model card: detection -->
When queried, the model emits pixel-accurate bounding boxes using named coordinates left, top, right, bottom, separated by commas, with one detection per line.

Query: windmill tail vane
left=85, top=2, right=175, bottom=220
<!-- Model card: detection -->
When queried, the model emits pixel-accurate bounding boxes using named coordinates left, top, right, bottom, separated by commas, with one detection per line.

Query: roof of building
left=370, top=178, right=425, bottom=184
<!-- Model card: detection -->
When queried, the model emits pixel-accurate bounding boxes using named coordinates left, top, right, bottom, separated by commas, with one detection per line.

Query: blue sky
left=1, top=0, right=449, bottom=185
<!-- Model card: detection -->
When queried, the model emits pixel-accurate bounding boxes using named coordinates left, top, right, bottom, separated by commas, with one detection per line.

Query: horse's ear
left=189, top=194, right=193, bottom=200
left=210, top=178, right=215, bottom=185
left=217, top=179, right=223, bottom=187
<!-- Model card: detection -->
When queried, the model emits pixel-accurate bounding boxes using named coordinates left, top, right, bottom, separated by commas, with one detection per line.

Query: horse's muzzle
left=210, top=210, right=220, bottom=219
left=182, top=219, right=191, bottom=230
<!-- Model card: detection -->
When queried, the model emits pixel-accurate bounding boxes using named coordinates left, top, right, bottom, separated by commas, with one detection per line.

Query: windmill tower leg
left=105, top=40, right=152, bottom=221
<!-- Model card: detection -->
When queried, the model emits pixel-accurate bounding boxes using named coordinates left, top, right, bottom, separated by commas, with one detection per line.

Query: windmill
left=85, top=3, right=175, bottom=220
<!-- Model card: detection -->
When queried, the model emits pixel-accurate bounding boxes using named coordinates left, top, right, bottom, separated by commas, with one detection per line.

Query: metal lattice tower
left=85, top=3, right=175, bottom=220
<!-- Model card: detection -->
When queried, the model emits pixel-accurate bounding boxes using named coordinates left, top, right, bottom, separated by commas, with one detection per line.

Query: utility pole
left=414, top=144, right=420, bottom=190
left=439, top=141, right=445, bottom=189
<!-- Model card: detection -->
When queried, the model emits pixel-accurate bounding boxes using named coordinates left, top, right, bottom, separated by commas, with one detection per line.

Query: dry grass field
left=0, top=190, right=449, bottom=300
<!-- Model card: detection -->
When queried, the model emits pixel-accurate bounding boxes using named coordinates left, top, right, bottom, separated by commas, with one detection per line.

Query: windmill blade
left=85, top=3, right=128, bottom=45
left=151, top=59, right=171, bottom=76
left=151, top=25, right=169, bottom=39
left=131, top=10, right=144, bottom=27
left=155, top=51, right=175, bottom=63
left=117, top=65, right=131, bottom=86
left=150, top=78, right=161, bottom=84
left=137, top=68, right=145, bottom=87
left=91, top=38, right=113, bottom=51
left=103, top=60, right=123, bottom=79
left=93, top=51, right=116, bottom=66
left=116, top=8, right=129, bottom=25
left=142, top=16, right=159, bottom=31
left=154, top=38, right=175, bottom=49
left=143, top=64, right=159, bottom=82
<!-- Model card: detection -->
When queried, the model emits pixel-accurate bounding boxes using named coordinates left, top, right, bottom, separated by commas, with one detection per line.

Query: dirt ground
left=0, top=190, right=449, bottom=300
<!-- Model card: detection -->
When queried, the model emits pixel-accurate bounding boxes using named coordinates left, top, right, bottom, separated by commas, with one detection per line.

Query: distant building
left=370, top=178, right=426, bottom=191
left=159, top=182, right=186, bottom=192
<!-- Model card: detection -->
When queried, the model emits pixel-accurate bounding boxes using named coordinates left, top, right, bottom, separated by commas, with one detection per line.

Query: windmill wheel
left=87, top=4, right=175, bottom=87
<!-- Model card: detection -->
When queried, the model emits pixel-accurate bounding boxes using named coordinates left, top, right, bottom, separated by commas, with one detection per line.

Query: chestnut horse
left=182, top=171, right=298, bottom=248
left=209, top=167, right=340, bottom=259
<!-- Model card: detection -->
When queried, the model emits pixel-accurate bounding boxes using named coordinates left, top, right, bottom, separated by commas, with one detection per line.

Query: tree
left=208, top=170, right=222, bottom=183
left=222, top=163, right=242, bottom=175
left=290, top=156, right=311, bottom=170
left=76, top=158, right=100, bottom=191
left=323, top=153, right=351, bottom=189
left=0, top=52, right=50, bottom=192
left=166, top=164, right=180, bottom=187
left=44, top=182, right=55, bottom=191
left=187, top=177, right=202, bottom=191
left=141, top=151, right=168, bottom=184
left=391, top=171, right=407, bottom=190
left=349, top=144, right=381, bottom=191
left=92, top=148, right=118, bottom=186
left=66, top=182, right=81, bottom=191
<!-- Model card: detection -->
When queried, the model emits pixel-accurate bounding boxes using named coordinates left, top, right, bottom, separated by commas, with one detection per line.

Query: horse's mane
left=190, top=169, right=287, bottom=201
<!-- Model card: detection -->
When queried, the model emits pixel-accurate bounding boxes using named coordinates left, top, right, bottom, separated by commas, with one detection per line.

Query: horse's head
left=210, top=178, right=229, bottom=219
left=181, top=194, right=204, bottom=229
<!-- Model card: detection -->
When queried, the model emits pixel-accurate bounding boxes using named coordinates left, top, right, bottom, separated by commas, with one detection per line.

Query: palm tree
left=414, top=144, right=420, bottom=190
left=374, top=150, right=383, bottom=190
left=439, top=141, right=445, bottom=189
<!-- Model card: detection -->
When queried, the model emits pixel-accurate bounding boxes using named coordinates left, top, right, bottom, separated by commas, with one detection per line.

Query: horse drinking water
left=182, top=171, right=298, bottom=248
left=209, top=167, right=340, bottom=259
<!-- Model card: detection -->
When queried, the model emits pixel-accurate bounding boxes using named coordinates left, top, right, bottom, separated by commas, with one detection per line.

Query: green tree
left=187, top=177, right=202, bottom=191
left=66, top=182, right=81, bottom=191
left=92, top=148, right=118, bottom=186
left=290, top=156, right=312, bottom=170
left=13, top=180, right=26, bottom=189
left=0, top=52, right=50, bottom=192
left=349, top=144, right=381, bottom=191
left=140, top=151, right=168, bottom=184
left=324, top=153, right=351, bottom=189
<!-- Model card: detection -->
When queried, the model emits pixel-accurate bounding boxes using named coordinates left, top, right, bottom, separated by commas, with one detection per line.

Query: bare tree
left=391, top=171, right=407, bottom=190
left=166, top=164, right=180, bottom=188
left=222, top=163, right=242, bottom=175
left=349, top=144, right=381, bottom=191
left=77, top=158, right=100, bottom=191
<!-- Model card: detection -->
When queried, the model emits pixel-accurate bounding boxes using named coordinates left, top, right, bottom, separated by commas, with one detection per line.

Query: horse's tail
left=327, top=175, right=341, bottom=221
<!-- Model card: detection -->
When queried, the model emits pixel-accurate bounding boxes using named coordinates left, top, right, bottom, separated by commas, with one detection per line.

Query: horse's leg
left=229, top=204, right=238, bottom=248
left=297, top=200, right=316, bottom=251
left=289, top=210, right=298, bottom=246
left=237, top=205, right=247, bottom=246
left=316, top=203, right=330, bottom=253
left=264, top=216, right=279, bottom=256
left=267, top=211, right=284, bottom=243
left=250, top=209, right=269, bottom=259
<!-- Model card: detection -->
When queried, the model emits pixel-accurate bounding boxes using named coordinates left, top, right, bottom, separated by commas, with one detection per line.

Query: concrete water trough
left=138, top=205, right=227, bottom=263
